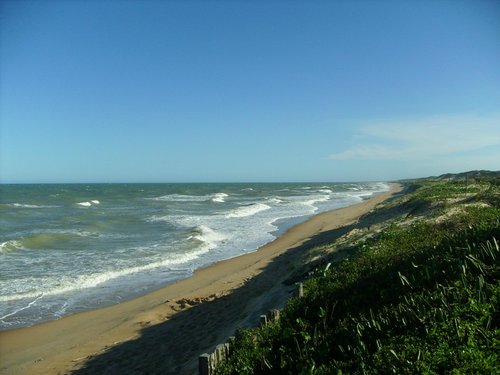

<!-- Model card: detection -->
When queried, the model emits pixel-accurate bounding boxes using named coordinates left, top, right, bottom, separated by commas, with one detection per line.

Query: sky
left=1, top=0, right=499, bottom=183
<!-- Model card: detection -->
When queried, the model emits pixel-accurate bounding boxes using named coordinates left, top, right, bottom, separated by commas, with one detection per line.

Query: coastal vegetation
left=216, top=172, right=500, bottom=374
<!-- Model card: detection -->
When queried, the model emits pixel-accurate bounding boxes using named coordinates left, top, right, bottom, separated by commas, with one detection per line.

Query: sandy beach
left=0, top=184, right=401, bottom=375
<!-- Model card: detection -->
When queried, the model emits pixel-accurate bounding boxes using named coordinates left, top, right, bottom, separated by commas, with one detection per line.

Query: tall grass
left=216, top=179, right=500, bottom=374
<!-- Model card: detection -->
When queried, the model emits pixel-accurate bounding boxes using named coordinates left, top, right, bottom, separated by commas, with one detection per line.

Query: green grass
left=215, top=178, right=500, bottom=374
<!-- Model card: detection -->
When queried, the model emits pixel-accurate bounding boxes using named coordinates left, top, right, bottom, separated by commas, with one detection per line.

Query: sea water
left=0, top=182, right=388, bottom=329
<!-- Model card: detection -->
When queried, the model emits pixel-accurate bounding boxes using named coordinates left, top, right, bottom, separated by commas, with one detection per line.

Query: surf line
left=0, top=293, right=44, bottom=322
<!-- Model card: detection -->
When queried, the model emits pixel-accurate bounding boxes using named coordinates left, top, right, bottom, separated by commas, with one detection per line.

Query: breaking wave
left=225, top=203, right=271, bottom=218
left=188, top=225, right=226, bottom=250
left=211, top=193, right=228, bottom=203
left=76, top=200, right=100, bottom=207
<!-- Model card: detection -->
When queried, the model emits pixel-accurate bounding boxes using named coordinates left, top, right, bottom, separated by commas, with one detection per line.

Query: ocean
left=0, top=182, right=388, bottom=329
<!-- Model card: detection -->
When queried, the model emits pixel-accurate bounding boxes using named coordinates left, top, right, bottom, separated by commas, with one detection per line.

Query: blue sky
left=1, top=0, right=499, bottom=183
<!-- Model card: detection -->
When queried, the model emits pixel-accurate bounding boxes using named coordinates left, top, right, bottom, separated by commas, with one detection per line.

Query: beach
left=0, top=184, right=401, bottom=375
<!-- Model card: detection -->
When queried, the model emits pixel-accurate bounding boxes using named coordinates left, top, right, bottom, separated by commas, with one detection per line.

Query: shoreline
left=0, top=184, right=402, bottom=375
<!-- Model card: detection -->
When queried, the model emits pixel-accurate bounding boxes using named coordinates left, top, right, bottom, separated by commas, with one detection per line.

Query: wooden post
left=199, top=353, right=210, bottom=375
left=214, top=348, right=220, bottom=365
left=323, top=262, right=332, bottom=276
left=260, top=314, right=268, bottom=327
left=228, top=335, right=236, bottom=358
left=210, top=352, right=217, bottom=372
left=268, top=309, right=280, bottom=322
left=216, top=343, right=226, bottom=362
left=297, top=282, right=304, bottom=298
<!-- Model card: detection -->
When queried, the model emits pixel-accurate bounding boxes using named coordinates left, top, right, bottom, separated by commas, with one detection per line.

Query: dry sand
left=0, top=184, right=402, bottom=375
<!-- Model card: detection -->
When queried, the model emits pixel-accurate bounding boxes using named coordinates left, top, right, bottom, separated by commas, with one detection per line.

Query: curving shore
left=0, top=184, right=402, bottom=375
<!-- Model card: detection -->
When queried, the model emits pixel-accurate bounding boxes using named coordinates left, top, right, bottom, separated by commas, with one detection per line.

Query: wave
left=150, top=194, right=208, bottom=202
left=347, top=182, right=389, bottom=192
left=151, top=193, right=228, bottom=203
left=0, top=294, right=44, bottom=321
left=211, top=193, right=228, bottom=203
left=0, top=240, right=23, bottom=253
left=76, top=200, right=100, bottom=207
left=266, top=197, right=284, bottom=204
left=0, top=231, right=95, bottom=252
left=146, top=215, right=169, bottom=223
left=188, top=225, right=226, bottom=250
left=0, top=245, right=214, bottom=303
left=374, top=182, right=391, bottom=191
left=317, top=189, right=333, bottom=194
left=303, top=194, right=331, bottom=208
left=342, top=183, right=390, bottom=201
left=12, top=203, right=44, bottom=208
left=225, top=203, right=271, bottom=218
left=4, top=203, right=57, bottom=209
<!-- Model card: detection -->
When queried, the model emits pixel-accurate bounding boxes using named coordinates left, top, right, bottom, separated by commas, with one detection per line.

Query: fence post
left=216, top=343, right=226, bottom=362
left=199, top=353, right=210, bottom=375
left=323, top=262, right=332, bottom=276
left=297, top=282, right=304, bottom=298
left=260, top=314, right=268, bottom=327
left=268, top=309, right=280, bottom=321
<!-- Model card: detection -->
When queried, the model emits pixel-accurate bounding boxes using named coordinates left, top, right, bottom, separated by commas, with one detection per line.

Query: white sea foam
left=7, top=203, right=57, bottom=209
left=0, top=294, right=44, bottom=321
left=266, top=197, right=284, bottom=204
left=303, top=194, right=331, bottom=208
left=341, top=183, right=389, bottom=202
left=211, top=193, right=228, bottom=203
left=0, top=245, right=215, bottom=303
left=150, top=194, right=208, bottom=202
left=54, top=301, right=70, bottom=318
left=225, top=203, right=271, bottom=218
left=376, top=182, right=391, bottom=191
left=146, top=215, right=168, bottom=223
left=151, top=193, right=228, bottom=203
left=317, top=189, right=333, bottom=194
left=77, top=201, right=92, bottom=207
left=188, top=225, right=226, bottom=250
left=0, top=240, right=24, bottom=252
left=0, top=230, right=101, bottom=254
left=12, top=203, right=43, bottom=208
left=77, top=200, right=100, bottom=207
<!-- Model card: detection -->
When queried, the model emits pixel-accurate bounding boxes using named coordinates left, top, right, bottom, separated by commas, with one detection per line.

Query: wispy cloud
left=329, top=114, right=500, bottom=161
